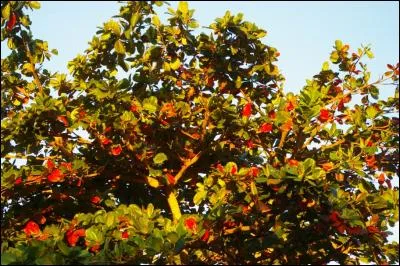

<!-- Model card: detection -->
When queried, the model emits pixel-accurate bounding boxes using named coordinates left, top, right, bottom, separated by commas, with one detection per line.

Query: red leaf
left=91, top=196, right=101, bottom=204
left=66, top=228, right=86, bottom=247
left=166, top=173, right=175, bottom=185
left=246, top=139, right=254, bottom=149
left=346, top=226, right=362, bottom=235
left=367, top=225, right=380, bottom=234
left=184, top=217, right=197, bottom=231
left=130, top=104, right=138, bottom=112
left=250, top=167, right=259, bottom=177
left=89, top=244, right=101, bottom=253
left=329, top=211, right=341, bottom=223
left=268, top=110, right=276, bottom=120
left=201, top=229, right=210, bottom=242
left=60, top=162, right=72, bottom=171
left=216, top=163, right=224, bottom=173
left=100, top=135, right=112, bottom=145
left=15, top=176, right=23, bottom=185
left=366, top=155, right=376, bottom=168
left=336, top=224, right=346, bottom=234
left=47, top=160, right=55, bottom=171
left=242, top=103, right=252, bottom=117
left=319, top=109, right=331, bottom=122
left=285, top=100, right=295, bottom=112
left=259, top=123, right=273, bottom=133
left=6, top=13, right=17, bottom=31
left=288, top=159, right=299, bottom=167
left=24, top=221, right=40, bottom=236
left=231, top=165, right=237, bottom=175
left=111, top=145, right=122, bottom=156
left=48, top=169, right=64, bottom=183
left=121, top=231, right=129, bottom=239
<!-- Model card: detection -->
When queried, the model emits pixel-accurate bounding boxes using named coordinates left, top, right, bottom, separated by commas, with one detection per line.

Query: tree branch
left=22, top=38, right=44, bottom=94
left=174, top=151, right=202, bottom=184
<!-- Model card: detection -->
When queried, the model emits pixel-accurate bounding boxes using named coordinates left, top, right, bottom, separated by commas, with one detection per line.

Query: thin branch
left=174, top=151, right=202, bottom=184
left=22, top=38, right=44, bottom=94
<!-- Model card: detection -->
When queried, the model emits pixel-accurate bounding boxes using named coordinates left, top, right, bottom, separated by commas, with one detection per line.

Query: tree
left=1, top=1, right=399, bottom=265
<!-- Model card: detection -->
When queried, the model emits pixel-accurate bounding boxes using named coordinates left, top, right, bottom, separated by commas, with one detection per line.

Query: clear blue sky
left=1, top=1, right=399, bottom=242
left=4, top=1, right=397, bottom=94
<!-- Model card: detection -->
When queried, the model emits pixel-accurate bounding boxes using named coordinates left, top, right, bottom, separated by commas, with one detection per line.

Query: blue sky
left=5, top=1, right=397, bottom=94
left=1, top=1, right=399, bottom=243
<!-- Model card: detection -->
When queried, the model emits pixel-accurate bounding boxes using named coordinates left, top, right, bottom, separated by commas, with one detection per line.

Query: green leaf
left=330, top=51, right=339, bottom=63
left=143, top=96, right=158, bottom=113
left=275, top=111, right=290, bottom=124
left=86, top=226, right=104, bottom=244
left=104, top=20, right=121, bottom=36
left=255, top=177, right=268, bottom=183
left=105, top=212, right=116, bottom=228
left=255, top=31, right=267, bottom=39
left=130, top=12, right=141, bottom=28
left=57, top=241, right=71, bottom=256
left=170, top=58, right=181, bottom=71
left=147, top=203, right=154, bottom=217
left=1, top=252, right=16, bottom=265
left=365, top=105, right=379, bottom=119
left=193, top=190, right=207, bottom=205
left=250, top=181, right=258, bottom=196
left=369, top=85, right=379, bottom=100
left=235, top=76, right=242, bottom=89
left=366, top=50, right=374, bottom=59
left=114, top=40, right=126, bottom=54
left=104, top=199, right=116, bottom=208
left=188, top=20, right=199, bottom=29
left=153, top=153, right=168, bottom=165
left=120, top=111, right=134, bottom=122
left=35, top=255, right=55, bottom=265
left=167, top=232, right=179, bottom=244
left=303, top=158, right=316, bottom=172
left=152, top=15, right=161, bottom=27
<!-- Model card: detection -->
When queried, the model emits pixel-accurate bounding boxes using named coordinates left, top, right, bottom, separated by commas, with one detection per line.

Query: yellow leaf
left=170, top=58, right=181, bottom=70
left=250, top=181, right=258, bottom=196
left=146, top=176, right=160, bottom=188
left=54, top=137, right=64, bottom=146
left=152, top=15, right=161, bottom=27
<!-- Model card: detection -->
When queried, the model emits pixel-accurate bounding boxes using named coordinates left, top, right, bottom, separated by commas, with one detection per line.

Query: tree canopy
left=1, top=1, right=399, bottom=265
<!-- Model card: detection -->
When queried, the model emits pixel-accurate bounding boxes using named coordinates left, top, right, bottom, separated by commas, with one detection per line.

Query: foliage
left=1, top=1, right=399, bottom=265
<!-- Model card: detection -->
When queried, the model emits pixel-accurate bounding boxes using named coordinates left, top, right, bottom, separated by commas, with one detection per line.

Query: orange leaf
left=57, top=115, right=69, bottom=127
left=322, top=162, right=334, bottom=172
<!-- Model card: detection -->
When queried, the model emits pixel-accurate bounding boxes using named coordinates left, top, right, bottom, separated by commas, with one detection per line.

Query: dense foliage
left=1, top=1, right=399, bottom=265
